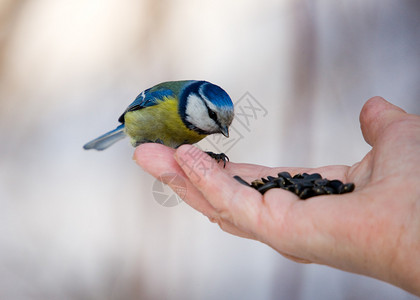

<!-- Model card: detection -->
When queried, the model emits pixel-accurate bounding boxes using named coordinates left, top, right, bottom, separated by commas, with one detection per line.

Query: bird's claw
left=205, top=151, right=229, bottom=168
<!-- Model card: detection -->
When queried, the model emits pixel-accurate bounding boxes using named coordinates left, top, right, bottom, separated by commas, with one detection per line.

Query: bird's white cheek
left=185, top=94, right=207, bottom=118
left=185, top=95, right=218, bottom=132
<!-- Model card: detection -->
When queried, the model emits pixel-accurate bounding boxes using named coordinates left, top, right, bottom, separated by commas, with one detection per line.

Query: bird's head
left=179, top=81, right=234, bottom=137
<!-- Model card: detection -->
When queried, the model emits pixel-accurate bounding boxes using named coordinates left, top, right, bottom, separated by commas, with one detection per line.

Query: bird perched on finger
left=83, top=80, right=234, bottom=164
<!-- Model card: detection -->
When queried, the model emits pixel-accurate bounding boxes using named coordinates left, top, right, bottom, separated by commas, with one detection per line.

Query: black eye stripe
left=203, top=101, right=218, bottom=121
left=208, top=109, right=217, bottom=121
left=204, top=102, right=223, bottom=130
left=208, top=108, right=219, bottom=126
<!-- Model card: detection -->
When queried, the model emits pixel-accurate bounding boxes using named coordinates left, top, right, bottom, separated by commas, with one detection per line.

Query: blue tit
left=83, top=80, right=234, bottom=151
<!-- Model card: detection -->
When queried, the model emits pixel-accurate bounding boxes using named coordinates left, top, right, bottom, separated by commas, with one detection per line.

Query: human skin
left=134, top=96, right=420, bottom=296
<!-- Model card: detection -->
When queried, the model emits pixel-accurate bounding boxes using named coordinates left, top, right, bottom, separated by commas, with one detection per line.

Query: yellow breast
left=123, top=96, right=207, bottom=148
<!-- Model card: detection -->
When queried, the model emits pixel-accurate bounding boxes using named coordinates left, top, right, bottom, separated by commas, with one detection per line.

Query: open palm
left=134, top=97, right=420, bottom=296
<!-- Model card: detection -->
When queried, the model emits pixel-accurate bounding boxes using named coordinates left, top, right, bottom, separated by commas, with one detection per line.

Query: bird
left=83, top=80, right=234, bottom=164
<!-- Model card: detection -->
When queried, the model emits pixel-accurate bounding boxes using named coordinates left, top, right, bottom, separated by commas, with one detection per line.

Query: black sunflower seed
left=257, top=182, right=278, bottom=194
left=303, top=173, right=322, bottom=181
left=314, top=179, right=329, bottom=186
left=251, top=179, right=264, bottom=188
left=267, top=176, right=277, bottom=182
left=327, top=179, right=344, bottom=191
left=278, top=172, right=292, bottom=179
left=338, top=183, right=355, bottom=194
left=233, top=175, right=251, bottom=187
left=299, top=188, right=315, bottom=199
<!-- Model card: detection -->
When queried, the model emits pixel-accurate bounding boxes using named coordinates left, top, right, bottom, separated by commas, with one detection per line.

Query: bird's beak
left=220, top=125, right=229, bottom=138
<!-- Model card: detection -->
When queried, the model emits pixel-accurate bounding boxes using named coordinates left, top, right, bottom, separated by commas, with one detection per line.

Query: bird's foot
left=205, top=151, right=229, bottom=168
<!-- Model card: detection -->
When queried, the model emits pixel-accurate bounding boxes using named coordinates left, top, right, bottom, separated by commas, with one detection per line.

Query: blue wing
left=118, top=87, right=175, bottom=123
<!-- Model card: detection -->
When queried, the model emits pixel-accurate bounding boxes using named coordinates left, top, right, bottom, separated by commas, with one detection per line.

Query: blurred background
left=0, top=0, right=419, bottom=299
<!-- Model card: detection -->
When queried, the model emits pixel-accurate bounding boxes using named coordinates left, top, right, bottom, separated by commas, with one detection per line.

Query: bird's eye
left=208, top=109, right=217, bottom=121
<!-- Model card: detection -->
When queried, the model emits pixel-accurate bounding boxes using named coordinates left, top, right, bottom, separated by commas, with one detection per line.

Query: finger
left=359, top=96, right=407, bottom=146
left=134, top=143, right=218, bottom=215
left=174, top=145, right=263, bottom=230
left=134, top=143, right=178, bottom=172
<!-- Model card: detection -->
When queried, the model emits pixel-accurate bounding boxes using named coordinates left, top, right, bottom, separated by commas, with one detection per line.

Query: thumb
left=359, top=96, right=407, bottom=147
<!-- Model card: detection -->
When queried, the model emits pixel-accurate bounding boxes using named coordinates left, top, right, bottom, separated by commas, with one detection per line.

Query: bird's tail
left=83, top=124, right=126, bottom=151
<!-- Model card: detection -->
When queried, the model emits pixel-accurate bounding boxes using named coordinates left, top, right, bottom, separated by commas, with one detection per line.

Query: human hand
left=134, top=96, right=420, bottom=296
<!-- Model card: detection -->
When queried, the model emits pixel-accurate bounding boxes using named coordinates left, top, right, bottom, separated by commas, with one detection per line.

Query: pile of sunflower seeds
left=234, top=172, right=355, bottom=200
